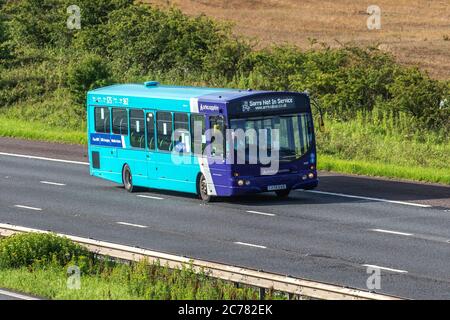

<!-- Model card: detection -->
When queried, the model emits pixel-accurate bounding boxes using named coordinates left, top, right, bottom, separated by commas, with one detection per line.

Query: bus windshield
left=230, top=113, right=314, bottom=162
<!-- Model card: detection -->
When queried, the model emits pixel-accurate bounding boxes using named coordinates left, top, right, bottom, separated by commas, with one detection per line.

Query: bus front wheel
left=198, top=174, right=213, bottom=202
left=122, top=164, right=135, bottom=193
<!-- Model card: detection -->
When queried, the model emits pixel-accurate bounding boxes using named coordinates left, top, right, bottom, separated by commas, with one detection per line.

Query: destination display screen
left=241, top=97, right=296, bottom=113
left=228, top=93, right=310, bottom=118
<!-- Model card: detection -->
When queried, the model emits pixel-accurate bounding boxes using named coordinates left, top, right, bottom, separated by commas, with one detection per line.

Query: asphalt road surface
left=0, top=137, right=449, bottom=299
left=0, top=289, right=39, bottom=300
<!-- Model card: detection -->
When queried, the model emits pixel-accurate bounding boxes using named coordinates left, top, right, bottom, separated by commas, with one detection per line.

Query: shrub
left=387, top=68, right=449, bottom=131
left=74, top=5, right=249, bottom=79
left=67, top=54, right=112, bottom=104
left=0, top=233, right=91, bottom=269
left=0, top=1, right=13, bottom=61
left=3, top=0, right=71, bottom=48
left=2, top=0, right=133, bottom=49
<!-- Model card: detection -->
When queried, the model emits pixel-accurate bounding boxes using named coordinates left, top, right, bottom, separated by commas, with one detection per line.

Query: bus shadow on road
left=131, top=186, right=357, bottom=206
left=218, top=191, right=355, bottom=207
left=128, top=186, right=374, bottom=207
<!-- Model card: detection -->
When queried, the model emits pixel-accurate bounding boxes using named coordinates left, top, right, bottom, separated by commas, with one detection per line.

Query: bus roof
left=88, top=82, right=271, bottom=103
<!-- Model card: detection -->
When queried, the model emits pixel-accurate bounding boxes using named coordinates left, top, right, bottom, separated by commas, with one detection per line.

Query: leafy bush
left=74, top=5, right=249, bottom=79
left=0, top=233, right=91, bottom=269
left=387, top=68, right=449, bottom=131
left=0, top=0, right=13, bottom=61
left=2, top=0, right=133, bottom=49
left=67, top=54, right=112, bottom=104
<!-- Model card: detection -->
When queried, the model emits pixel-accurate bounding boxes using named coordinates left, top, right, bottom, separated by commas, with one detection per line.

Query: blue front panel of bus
left=209, top=153, right=318, bottom=197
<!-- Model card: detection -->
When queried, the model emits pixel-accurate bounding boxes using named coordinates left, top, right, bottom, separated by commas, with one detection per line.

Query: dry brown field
left=145, top=0, right=450, bottom=79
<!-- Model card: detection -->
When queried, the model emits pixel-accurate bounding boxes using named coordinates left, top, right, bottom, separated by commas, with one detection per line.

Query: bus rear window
left=95, top=107, right=110, bottom=133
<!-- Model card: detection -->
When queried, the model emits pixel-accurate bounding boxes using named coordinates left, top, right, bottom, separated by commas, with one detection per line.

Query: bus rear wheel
left=198, top=174, right=213, bottom=202
left=275, top=189, right=291, bottom=198
left=122, top=164, right=135, bottom=193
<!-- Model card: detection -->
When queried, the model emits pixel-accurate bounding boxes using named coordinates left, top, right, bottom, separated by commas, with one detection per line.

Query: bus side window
left=130, top=109, right=145, bottom=149
left=112, top=108, right=128, bottom=135
left=190, top=114, right=205, bottom=155
left=157, top=111, right=173, bottom=151
left=174, top=113, right=190, bottom=153
left=95, top=107, right=110, bottom=133
left=147, top=113, right=155, bottom=150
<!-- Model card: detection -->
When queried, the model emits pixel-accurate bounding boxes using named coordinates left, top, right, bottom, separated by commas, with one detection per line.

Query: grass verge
left=0, top=264, right=273, bottom=300
left=0, top=233, right=280, bottom=300
left=0, top=116, right=86, bottom=145
left=318, top=155, right=450, bottom=185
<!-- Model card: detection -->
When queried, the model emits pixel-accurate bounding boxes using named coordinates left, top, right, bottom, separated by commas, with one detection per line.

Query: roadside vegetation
left=0, top=233, right=279, bottom=300
left=0, top=0, right=448, bottom=184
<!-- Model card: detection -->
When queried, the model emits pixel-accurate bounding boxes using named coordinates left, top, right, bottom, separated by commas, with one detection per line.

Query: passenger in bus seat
left=175, top=136, right=187, bottom=153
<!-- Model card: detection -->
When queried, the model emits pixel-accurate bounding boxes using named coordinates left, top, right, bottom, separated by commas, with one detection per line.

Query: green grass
left=0, top=260, right=280, bottom=300
left=0, top=266, right=142, bottom=300
left=318, top=155, right=450, bottom=185
left=0, top=116, right=86, bottom=145
left=315, top=112, right=450, bottom=185
left=0, top=233, right=284, bottom=300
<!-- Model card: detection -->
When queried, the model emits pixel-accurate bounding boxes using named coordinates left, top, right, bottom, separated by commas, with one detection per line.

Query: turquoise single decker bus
left=87, top=82, right=318, bottom=201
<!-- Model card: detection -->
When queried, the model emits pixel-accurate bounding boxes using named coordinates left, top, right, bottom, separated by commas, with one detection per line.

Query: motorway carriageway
left=0, top=138, right=449, bottom=299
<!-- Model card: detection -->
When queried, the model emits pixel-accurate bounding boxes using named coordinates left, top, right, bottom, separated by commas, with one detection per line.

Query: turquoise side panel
left=87, top=85, right=208, bottom=194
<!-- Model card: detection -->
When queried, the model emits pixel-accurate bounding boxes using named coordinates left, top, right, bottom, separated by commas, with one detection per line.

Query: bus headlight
left=245, top=180, right=251, bottom=186
left=238, top=180, right=244, bottom=186
left=302, top=175, right=308, bottom=181
left=308, top=173, right=315, bottom=179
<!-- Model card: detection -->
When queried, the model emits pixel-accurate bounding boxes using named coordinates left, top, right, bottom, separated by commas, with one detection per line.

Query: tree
left=3, top=0, right=133, bottom=48
left=0, top=0, right=13, bottom=61
left=388, top=68, right=447, bottom=130
left=67, top=54, right=112, bottom=104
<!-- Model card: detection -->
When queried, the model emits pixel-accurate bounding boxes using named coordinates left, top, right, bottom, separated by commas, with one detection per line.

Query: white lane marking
left=303, top=190, right=432, bottom=208
left=14, top=205, right=42, bottom=211
left=0, top=152, right=89, bottom=166
left=246, top=210, right=276, bottom=217
left=40, top=181, right=66, bottom=186
left=234, top=242, right=267, bottom=249
left=371, top=229, right=414, bottom=237
left=137, top=195, right=164, bottom=200
left=362, top=264, right=408, bottom=274
left=116, top=222, right=148, bottom=229
left=0, top=289, right=39, bottom=301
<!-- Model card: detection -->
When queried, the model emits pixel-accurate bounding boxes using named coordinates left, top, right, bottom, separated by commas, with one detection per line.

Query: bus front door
left=145, top=110, right=158, bottom=181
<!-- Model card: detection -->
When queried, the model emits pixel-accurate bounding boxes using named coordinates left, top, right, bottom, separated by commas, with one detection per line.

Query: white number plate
left=268, top=184, right=287, bottom=191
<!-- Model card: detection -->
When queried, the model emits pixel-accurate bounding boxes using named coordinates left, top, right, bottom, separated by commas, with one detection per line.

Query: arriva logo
left=200, top=104, right=220, bottom=112
left=242, top=101, right=251, bottom=112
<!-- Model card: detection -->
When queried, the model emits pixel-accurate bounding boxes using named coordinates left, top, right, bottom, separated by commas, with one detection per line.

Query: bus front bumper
left=214, top=174, right=319, bottom=197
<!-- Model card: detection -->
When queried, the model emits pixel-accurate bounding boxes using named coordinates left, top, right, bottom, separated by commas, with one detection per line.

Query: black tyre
left=122, top=164, right=135, bottom=193
left=275, top=189, right=291, bottom=198
left=198, top=174, right=213, bottom=202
